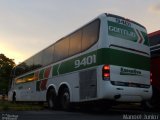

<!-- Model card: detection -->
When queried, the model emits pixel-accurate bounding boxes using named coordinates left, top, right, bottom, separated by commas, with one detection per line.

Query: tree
left=0, top=54, right=15, bottom=94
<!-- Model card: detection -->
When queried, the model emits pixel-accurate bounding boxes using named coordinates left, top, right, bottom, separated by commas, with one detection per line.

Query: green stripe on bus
left=141, top=31, right=149, bottom=46
left=52, top=64, right=59, bottom=76
left=108, top=21, right=149, bottom=46
left=108, top=21, right=138, bottom=42
left=59, top=51, right=97, bottom=75
left=97, top=48, right=150, bottom=70
left=52, top=48, right=150, bottom=77
left=39, top=69, right=45, bottom=80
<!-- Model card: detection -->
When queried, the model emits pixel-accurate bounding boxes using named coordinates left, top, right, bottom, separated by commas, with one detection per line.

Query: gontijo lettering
left=108, top=26, right=136, bottom=38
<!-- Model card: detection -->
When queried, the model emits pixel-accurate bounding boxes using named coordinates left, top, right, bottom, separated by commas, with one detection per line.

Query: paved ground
left=0, top=106, right=159, bottom=120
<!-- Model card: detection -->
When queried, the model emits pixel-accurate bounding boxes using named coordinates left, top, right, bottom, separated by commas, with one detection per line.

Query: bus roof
left=105, top=13, right=146, bottom=29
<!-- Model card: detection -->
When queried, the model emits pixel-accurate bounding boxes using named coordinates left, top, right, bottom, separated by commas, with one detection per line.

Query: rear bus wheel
left=12, top=92, right=16, bottom=103
left=60, top=88, right=71, bottom=110
left=47, top=89, right=56, bottom=110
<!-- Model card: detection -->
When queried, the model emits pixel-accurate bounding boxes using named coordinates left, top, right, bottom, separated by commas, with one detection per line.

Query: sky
left=0, top=0, right=160, bottom=64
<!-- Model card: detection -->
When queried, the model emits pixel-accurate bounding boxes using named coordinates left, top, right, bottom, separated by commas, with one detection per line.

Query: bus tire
left=60, top=88, right=71, bottom=110
left=141, top=87, right=160, bottom=110
left=47, top=89, right=56, bottom=110
left=12, top=92, right=16, bottom=103
left=141, top=101, right=154, bottom=110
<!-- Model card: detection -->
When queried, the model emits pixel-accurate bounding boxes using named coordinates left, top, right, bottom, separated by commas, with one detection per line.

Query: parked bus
left=8, top=13, right=152, bottom=110
left=145, top=30, right=160, bottom=109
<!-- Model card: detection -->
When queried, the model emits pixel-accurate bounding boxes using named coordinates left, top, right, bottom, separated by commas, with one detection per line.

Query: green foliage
left=0, top=101, right=44, bottom=111
left=0, top=54, right=15, bottom=93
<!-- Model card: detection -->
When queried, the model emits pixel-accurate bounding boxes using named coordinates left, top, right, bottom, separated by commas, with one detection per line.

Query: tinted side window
left=69, top=30, right=82, bottom=56
left=54, top=37, right=69, bottom=62
left=15, top=64, right=26, bottom=77
left=33, top=52, right=43, bottom=69
left=16, top=73, right=35, bottom=84
left=82, top=20, right=100, bottom=51
left=42, top=45, right=54, bottom=66
left=25, top=57, right=34, bottom=72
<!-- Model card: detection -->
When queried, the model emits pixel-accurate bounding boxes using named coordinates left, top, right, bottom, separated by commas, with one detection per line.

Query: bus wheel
left=60, top=88, right=70, bottom=110
left=141, top=100, right=155, bottom=110
left=47, top=89, right=56, bottom=110
left=142, top=87, right=160, bottom=110
left=12, top=92, right=16, bottom=103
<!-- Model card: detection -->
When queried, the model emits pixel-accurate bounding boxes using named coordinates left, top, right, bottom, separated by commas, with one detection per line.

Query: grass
left=0, top=101, right=45, bottom=111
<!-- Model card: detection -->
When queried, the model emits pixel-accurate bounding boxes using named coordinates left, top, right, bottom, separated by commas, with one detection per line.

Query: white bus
left=8, top=13, right=152, bottom=110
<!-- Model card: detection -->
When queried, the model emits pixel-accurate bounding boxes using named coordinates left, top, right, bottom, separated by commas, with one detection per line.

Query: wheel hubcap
left=62, top=92, right=70, bottom=108
left=49, top=98, right=53, bottom=108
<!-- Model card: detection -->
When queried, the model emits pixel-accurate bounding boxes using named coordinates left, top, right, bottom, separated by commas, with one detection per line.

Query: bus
left=146, top=30, right=160, bottom=109
left=8, top=13, right=152, bottom=110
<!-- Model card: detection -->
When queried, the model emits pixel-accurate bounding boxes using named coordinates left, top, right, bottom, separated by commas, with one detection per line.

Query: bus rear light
left=104, top=65, right=110, bottom=70
left=102, top=65, right=110, bottom=80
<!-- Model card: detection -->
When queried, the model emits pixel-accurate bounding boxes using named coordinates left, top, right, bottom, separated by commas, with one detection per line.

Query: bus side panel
left=15, top=81, right=37, bottom=101
left=47, top=72, right=80, bottom=102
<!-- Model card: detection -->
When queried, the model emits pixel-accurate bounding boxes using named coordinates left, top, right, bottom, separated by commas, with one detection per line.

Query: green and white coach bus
left=8, top=13, right=152, bottom=110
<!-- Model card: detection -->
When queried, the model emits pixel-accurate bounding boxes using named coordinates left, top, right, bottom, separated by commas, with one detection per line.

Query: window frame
left=53, top=37, right=70, bottom=62
left=68, top=29, right=82, bottom=57
left=14, top=19, right=101, bottom=78
left=81, top=19, right=100, bottom=53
